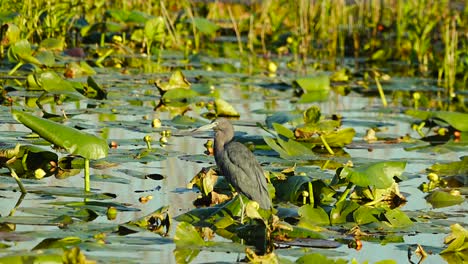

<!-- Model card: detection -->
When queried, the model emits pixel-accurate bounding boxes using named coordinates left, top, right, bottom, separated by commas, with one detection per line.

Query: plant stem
left=8, top=62, right=24, bottom=75
left=308, top=181, right=314, bottom=206
left=319, top=134, right=334, bottom=155
left=84, top=158, right=90, bottom=192
left=10, top=168, right=27, bottom=194
left=374, top=76, right=388, bottom=107
left=336, top=182, right=353, bottom=204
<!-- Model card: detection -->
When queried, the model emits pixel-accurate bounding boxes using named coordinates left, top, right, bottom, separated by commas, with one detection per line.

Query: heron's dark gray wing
left=219, top=141, right=271, bottom=209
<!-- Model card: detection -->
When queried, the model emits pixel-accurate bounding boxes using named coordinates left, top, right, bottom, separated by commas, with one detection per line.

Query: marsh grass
left=0, top=0, right=466, bottom=97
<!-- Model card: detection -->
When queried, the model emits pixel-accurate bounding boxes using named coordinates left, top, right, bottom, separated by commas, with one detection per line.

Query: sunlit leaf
left=425, top=190, right=464, bottom=208
left=441, top=223, right=468, bottom=254
left=296, top=253, right=347, bottom=264
left=12, top=109, right=108, bottom=160
left=144, top=17, right=165, bottom=43
left=214, top=99, right=240, bottom=117
left=192, top=17, right=220, bottom=35
left=330, top=200, right=359, bottom=225
left=384, top=208, right=413, bottom=227
left=272, top=123, right=295, bottom=138
left=33, top=236, right=81, bottom=250
left=427, top=156, right=468, bottom=177
left=155, top=70, right=191, bottom=93
left=338, top=161, right=406, bottom=189
left=353, top=206, right=383, bottom=225
left=405, top=110, right=468, bottom=131
left=293, top=74, right=330, bottom=94
left=297, top=127, right=355, bottom=148
left=7, top=39, right=42, bottom=65
left=298, top=204, right=330, bottom=226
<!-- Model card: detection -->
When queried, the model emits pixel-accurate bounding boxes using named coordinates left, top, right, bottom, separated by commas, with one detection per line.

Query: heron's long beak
left=191, top=122, right=217, bottom=133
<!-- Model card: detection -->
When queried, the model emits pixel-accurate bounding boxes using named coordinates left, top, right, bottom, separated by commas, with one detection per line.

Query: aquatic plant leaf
left=12, top=109, right=108, bottom=160
left=27, top=186, right=115, bottom=200
left=7, top=39, right=42, bottom=65
left=297, top=127, right=355, bottom=147
left=33, top=236, right=81, bottom=250
left=277, top=137, right=315, bottom=157
left=1, top=23, right=20, bottom=46
left=119, top=206, right=170, bottom=235
left=38, top=71, right=83, bottom=97
left=173, top=222, right=203, bottom=264
left=263, top=136, right=289, bottom=158
left=303, top=106, right=321, bottom=124
left=441, top=224, right=468, bottom=254
left=425, top=190, right=464, bottom=208
left=0, top=144, right=58, bottom=179
left=298, top=204, right=330, bottom=226
left=384, top=208, right=413, bottom=227
left=39, top=37, right=64, bottom=50
left=272, top=123, right=295, bottom=138
left=338, top=161, right=406, bottom=189
left=192, top=17, right=220, bottom=35
left=405, top=110, right=468, bottom=131
left=297, top=91, right=330, bottom=103
left=35, top=50, right=55, bottom=67
left=174, top=222, right=206, bottom=247
left=20, top=207, right=98, bottom=222
left=296, top=253, right=347, bottom=264
left=155, top=70, right=191, bottom=93
left=426, top=156, right=468, bottom=176
left=162, top=88, right=199, bottom=104
left=274, top=175, right=312, bottom=202
left=353, top=206, right=383, bottom=225
left=85, top=76, right=107, bottom=99
left=293, top=74, right=330, bottom=93
left=214, top=99, right=240, bottom=117
left=277, top=238, right=340, bottom=248
left=144, top=17, right=165, bottom=42
left=0, top=253, right=62, bottom=263
left=330, top=200, right=359, bottom=224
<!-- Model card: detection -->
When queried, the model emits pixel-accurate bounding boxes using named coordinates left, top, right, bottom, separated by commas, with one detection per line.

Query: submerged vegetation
left=0, top=0, right=466, bottom=263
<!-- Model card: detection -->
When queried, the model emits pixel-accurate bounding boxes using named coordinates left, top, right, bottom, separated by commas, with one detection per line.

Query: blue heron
left=193, top=118, right=272, bottom=210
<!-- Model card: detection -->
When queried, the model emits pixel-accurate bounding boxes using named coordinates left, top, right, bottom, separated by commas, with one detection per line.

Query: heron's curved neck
left=214, top=130, right=233, bottom=156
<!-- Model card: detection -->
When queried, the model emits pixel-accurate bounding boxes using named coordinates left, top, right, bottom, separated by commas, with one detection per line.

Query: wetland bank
left=0, top=1, right=467, bottom=263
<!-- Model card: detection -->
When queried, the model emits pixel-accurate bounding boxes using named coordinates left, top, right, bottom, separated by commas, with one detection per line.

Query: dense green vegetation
left=0, top=0, right=466, bottom=263
left=1, top=0, right=466, bottom=96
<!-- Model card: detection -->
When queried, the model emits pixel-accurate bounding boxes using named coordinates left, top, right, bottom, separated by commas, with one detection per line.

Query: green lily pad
left=425, top=190, right=465, bottom=208
left=155, top=70, right=191, bottom=93
left=214, top=99, right=240, bottom=117
left=330, top=200, right=360, bottom=225
left=384, top=208, right=413, bottom=227
left=353, top=206, right=383, bottom=225
left=298, top=204, right=330, bottom=226
left=7, top=39, right=42, bottom=65
left=12, top=109, right=108, bottom=160
left=294, top=74, right=330, bottom=94
left=336, top=161, right=406, bottom=189
left=33, top=236, right=82, bottom=250
left=426, top=156, right=468, bottom=177
left=405, top=110, right=468, bottom=131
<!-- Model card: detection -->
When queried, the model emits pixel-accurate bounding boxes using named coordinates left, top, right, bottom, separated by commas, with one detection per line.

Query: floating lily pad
left=336, top=161, right=406, bottom=189
left=425, top=190, right=465, bottom=208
